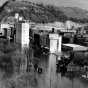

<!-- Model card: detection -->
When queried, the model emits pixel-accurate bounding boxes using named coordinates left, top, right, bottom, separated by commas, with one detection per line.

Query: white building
left=15, top=21, right=30, bottom=49
left=0, top=23, right=11, bottom=36
left=65, top=20, right=82, bottom=29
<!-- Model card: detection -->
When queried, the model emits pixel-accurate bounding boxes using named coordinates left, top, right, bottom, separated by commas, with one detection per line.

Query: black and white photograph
left=0, top=0, right=88, bottom=88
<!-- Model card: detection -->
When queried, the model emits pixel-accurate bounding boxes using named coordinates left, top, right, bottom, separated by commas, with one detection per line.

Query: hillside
left=58, top=7, right=88, bottom=22
left=0, top=1, right=88, bottom=23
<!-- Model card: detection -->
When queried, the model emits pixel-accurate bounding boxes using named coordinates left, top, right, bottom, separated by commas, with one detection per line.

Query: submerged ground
left=0, top=39, right=88, bottom=88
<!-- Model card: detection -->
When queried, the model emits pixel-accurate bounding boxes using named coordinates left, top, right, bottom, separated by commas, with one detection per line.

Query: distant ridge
left=0, top=0, right=88, bottom=23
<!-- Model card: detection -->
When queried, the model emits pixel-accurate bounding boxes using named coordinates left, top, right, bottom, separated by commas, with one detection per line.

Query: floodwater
left=32, top=50, right=88, bottom=88
left=0, top=45, right=88, bottom=88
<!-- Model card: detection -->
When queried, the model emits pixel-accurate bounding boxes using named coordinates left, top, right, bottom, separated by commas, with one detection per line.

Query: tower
left=15, top=21, right=30, bottom=49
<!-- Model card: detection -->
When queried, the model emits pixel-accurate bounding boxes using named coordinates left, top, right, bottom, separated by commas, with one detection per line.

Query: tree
left=23, top=47, right=33, bottom=72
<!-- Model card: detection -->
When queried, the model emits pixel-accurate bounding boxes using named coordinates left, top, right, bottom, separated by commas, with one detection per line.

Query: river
left=32, top=50, right=88, bottom=88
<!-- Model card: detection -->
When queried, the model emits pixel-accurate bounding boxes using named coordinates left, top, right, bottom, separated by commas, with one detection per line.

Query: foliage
left=73, top=52, right=88, bottom=66
left=0, top=1, right=88, bottom=23
left=0, top=39, right=27, bottom=76
left=0, top=39, right=18, bottom=54
left=0, top=54, right=13, bottom=78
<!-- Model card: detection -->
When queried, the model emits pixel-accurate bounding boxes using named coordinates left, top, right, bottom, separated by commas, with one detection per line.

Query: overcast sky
left=0, top=0, right=88, bottom=10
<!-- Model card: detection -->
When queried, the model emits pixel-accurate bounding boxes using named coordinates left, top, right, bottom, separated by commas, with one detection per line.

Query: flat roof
left=63, top=44, right=88, bottom=51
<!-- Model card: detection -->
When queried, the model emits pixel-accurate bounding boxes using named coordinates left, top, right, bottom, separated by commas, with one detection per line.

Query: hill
left=0, top=1, right=88, bottom=23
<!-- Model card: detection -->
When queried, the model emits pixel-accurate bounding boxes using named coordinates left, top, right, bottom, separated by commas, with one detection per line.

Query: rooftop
left=63, top=44, right=88, bottom=51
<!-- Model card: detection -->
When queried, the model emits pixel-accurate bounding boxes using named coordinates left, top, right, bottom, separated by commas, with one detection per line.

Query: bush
left=73, top=52, right=88, bottom=66
left=0, top=54, right=14, bottom=77
left=12, top=50, right=27, bottom=73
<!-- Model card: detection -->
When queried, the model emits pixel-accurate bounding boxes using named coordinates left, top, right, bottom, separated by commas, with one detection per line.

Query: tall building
left=15, top=21, right=30, bottom=49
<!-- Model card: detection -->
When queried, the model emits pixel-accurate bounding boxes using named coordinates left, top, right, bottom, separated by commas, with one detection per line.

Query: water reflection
left=33, top=49, right=88, bottom=88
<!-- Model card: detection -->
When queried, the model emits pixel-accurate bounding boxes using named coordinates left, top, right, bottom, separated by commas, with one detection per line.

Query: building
left=15, top=21, right=30, bottom=49
left=65, top=20, right=82, bottom=29
left=0, top=23, right=15, bottom=39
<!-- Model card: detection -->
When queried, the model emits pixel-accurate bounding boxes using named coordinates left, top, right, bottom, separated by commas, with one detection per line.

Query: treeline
left=0, top=39, right=26, bottom=78
left=0, top=1, right=88, bottom=23
left=69, top=17, right=88, bottom=23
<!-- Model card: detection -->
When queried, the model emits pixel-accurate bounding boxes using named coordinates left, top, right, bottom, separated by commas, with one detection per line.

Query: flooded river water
left=32, top=50, right=88, bottom=88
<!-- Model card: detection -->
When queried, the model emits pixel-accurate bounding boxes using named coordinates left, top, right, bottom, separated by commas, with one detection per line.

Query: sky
left=0, top=0, right=88, bottom=10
